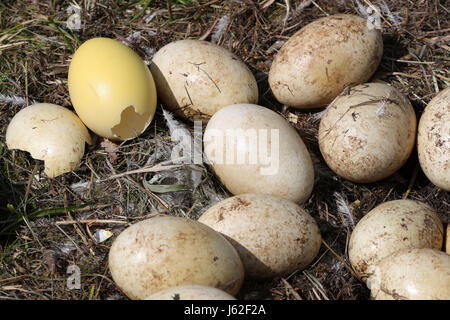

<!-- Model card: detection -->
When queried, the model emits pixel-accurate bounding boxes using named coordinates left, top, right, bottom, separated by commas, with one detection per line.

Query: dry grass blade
left=280, top=278, right=302, bottom=300
left=99, top=164, right=183, bottom=182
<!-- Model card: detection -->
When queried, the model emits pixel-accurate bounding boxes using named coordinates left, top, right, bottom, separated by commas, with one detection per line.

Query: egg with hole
left=318, top=83, right=416, bottom=183
left=269, top=14, right=383, bottom=109
left=5, top=103, right=92, bottom=177
left=145, top=284, right=236, bottom=300
left=150, top=40, right=258, bottom=122
left=348, top=200, right=443, bottom=280
left=367, top=248, right=450, bottom=300
left=203, top=103, right=314, bottom=204
left=198, top=194, right=322, bottom=279
left=108, top=215, right=244, bottom=300
left=417, top=87, right=450, bottom=191
left=68, top=37, right=157, bottom=141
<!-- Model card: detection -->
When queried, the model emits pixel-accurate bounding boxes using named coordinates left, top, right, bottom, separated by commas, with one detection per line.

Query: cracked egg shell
left=108, top=215, right=244, bottom=300
left=268, top=14, right=383, bottom=109
left=203, top=103, right=315, bottom=204
left=198, top=194, right=322, bottom=279
left=368, top=248, right=450, bottom=300
left=5, top=103, right=92, bottom=178
left=417, top=87, right=450, bottom=191
left=348, top=200, right=443, bottom=281
left=150, top=40, right=258, bottom=122
left=318, top=83, right=416, bottom=183
left=68, top=37, right=157, bottom=141
left=145, top=285, right=236, bottom=300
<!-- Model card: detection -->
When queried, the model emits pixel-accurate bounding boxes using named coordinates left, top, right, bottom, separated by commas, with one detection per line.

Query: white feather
left=380, top=0, right=402, bottom=27
left=0, top=93, right=29, bottom=106
left=295, top=0, right=313, bottom=13
left=355, top=0, right=369, bottom=18
left=334, top=192, right=355, bottom=229
left=211, top=15, right=230, bottom=44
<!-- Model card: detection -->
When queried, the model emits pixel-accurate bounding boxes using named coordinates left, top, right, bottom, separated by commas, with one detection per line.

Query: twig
left=402, top=164, right=419, bottom=200
left=198, top=18, right=219, bottom=41
left=321, top=239, right=361, bottom=281
left=167, top=0, right=173, bottom=21
left=99, top=164, right=183, bottom=182
left=311, top=0, right=328, bottom=16
left=281, top=278, right=302, bottom=300
left=0, top=275, right=28, bottom=283
left=54, top=223, right=83, bottom=254
left=303, top=270, right=329, bottom=300
left=55, top=219, right=128, bottom=225
left=283, top=0, right=291, bottom=25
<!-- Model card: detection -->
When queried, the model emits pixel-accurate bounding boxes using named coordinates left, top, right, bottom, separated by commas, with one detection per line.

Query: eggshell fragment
left=417, top=87, right=450, bottom=191
left=108, top=215, right=244, bottom=300
left=68, top=37, right=157, bottom=141
left=150, top=40, right=258, bottom=122
left=198, top=194, right=322, bottom=279
left=269, top=14, right=383, bottom=109
left=145, top=285, right=236, bottom=300
left=368, top=248, right=450, bottom=300
left=319, top=83, right=416, bottom=183
left=5, top=103, right=92, bottom=178
left=203, top=103, right=314, bottom=204
left=348, top=200, right=443, bottom=280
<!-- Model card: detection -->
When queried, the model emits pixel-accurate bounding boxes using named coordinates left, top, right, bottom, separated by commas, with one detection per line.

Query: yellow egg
left=68, top=37, right=157, bottom=141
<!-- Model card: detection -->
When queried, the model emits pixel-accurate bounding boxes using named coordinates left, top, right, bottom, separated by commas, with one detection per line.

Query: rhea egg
left=203, top=103, right=314, bottom=204
left=68, top=37, right=157, bottom=141
left=348, top=200, right=443, bottom=280
left=150, top=40, right=258, bottom=122
left=269, top=14, right=383, bottom=109
left=319, top=83, right=416, bottom=183
left=368, top=248, right=450, bottom=300
left=108, top=215, right=244, bottom=299
left=417, top=87, right=450, bottom=191
left=198, top=194, right=322, bottom=279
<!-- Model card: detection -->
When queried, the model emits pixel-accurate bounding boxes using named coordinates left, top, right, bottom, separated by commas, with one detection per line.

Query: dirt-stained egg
left=150, top=40, right=258, bottom=122
left=446, top=224, right=450, bottom=254
left=108, top=215, right=244, bottom=300
left=348, top=200, right=443, bottom=280
left=319, top=83, right=416, bottom=183
left=145, top=285, right=236, bottom=300
left=5, top=103, right=92, bottom=177
left=417, top=87, right=450, bottom=191
left=203, top=103, right=314, bottom=204
left=367, top=248, right=450, bottom=300
left=198, top=194, right=322, bottom=279
left=68, top=37, right=157, bottom=141
left=269, top=14, right=383, bottom=109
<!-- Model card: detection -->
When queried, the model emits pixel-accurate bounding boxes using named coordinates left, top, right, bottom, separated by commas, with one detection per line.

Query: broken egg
left=68, top=37, right=157, bottom=141
left=5, top=103, right=92, bottom=178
